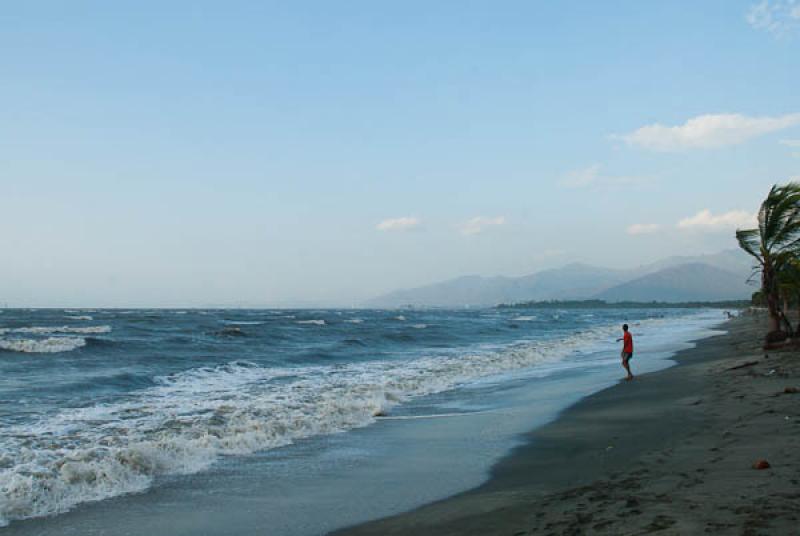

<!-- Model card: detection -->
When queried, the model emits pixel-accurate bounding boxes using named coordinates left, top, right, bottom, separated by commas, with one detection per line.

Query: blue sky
left=1, top=1, right=799, bottom=306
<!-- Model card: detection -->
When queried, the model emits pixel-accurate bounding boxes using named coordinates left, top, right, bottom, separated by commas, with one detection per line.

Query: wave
left=0, top=313, right=720, bottom=527
left=221, top=321, right=265, bottom=326
left=513, top=315, right=537, bottom=321
left=65, top=315, right=93, bottom=321
left=0, top=326, right=111, bottom=335
left=296, top=320, right=326, bottom=326
left=410, top=324, right=427, bottom=329
left=0, top=331, right=585, bottom=525
left=0, top=337, right=87, bottom=354
left=383, top=333, right=416, bottom=342
left=345, top=318, right=364, bottom=324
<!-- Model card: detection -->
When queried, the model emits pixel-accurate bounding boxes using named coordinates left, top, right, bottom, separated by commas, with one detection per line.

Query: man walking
left=617, top=324, right=634, bottom=381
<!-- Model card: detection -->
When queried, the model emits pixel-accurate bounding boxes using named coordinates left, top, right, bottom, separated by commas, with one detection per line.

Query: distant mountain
left=364, top=263, right=630, bottom=308
left=628, top=250, right=754, bottom=280
left=593, top=263, right=754, bottom=303
left=364, top=249, right=754, bottom=308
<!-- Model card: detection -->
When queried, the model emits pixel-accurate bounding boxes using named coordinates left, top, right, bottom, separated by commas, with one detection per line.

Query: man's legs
left=622, top=354, right=633, bottom=380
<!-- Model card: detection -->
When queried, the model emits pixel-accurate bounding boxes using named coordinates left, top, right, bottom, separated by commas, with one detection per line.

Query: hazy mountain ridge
left=594, top=263, right=754, bottom=303
left=364, top=250, right=755, bottom=307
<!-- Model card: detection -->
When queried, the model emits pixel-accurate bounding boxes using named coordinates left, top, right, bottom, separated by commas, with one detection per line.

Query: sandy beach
left=335, top=311, right=800, bottom=535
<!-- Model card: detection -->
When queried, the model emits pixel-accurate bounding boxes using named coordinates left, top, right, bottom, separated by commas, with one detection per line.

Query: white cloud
left=460, top=216, right=505, bottom=235
left=677, top=209, right=758, bottom=231
left=618, top=113, right=800, bottom=151
left=747, top=1, right=800, bottom=37
left=376, top=216, right=420, bottom=232
left=626, top=223, right=661, bottom=235
left=560, top=164, right=648, bottom=189
left=560, top=164, right=601, bottom=188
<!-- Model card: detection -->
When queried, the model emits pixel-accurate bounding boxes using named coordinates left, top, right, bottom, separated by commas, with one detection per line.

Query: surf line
left=375, top=410, right=497, bottom=420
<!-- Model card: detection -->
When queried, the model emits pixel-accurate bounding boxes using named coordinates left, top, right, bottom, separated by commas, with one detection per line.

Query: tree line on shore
left=497, top=299, right=750, bottom=309
left=736, top=182, right=800, bottom=346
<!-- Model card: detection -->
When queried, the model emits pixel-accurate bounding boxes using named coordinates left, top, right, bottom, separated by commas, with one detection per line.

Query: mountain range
left=364, top=250, right=756, bottom=307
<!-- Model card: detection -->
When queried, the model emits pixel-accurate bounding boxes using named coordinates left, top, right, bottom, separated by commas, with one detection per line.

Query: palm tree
left=736, top=182, right=800, bottom=342
left=777, top=257, right=800, bottom=336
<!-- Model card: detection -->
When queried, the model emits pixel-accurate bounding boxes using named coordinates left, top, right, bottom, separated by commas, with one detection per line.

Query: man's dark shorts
left=622, top=352, right=633, bottom=361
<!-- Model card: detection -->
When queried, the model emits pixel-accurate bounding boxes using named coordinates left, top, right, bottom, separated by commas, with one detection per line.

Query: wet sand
left=334, top=312, right=800, bottom=535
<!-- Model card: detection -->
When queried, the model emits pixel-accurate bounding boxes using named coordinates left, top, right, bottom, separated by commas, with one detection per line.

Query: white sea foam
left=222, top=321, right=265, bottom=326
left=0, top=325, right=111, bottom=335
left=394, top=315, right=406, bottom=321
left=0, top=337, right=87, bottom=354
left=0, top=312, right=722, bottom=527
left=296, top=320, right=326, bottom=326
left=345, top=319, right=364, bottom=324
left=410, top=324, right=427, bottom=329
left=513, top=315, right=537, bottom=321
left=65, top=315, right=93, bottom=321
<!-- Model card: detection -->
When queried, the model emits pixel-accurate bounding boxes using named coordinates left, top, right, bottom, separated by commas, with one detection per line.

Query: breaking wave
left=0, top=322, right=621, bottom=526
left=0, top=326, right=110, bottom=354
left=0, top=337, right=87, bottom=354
left=0, top=326, right=111, bottom=335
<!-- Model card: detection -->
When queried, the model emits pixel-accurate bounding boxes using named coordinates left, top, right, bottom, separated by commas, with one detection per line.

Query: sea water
left=0, top=307, right=726, bottom=534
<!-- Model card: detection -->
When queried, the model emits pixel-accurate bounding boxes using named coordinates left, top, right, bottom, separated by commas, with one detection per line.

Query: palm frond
left=762, top=183, right=800, bottom=251
left=735, top=228, right=762, bottom=264
left=770, top=200, right=800, bottom=249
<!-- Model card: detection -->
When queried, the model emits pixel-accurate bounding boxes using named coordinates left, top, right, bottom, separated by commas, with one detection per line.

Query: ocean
left=0, top=307, right=726, bottom=534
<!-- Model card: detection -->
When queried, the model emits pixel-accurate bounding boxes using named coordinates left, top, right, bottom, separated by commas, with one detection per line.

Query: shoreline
left=334, top=312, right=800, bottom=535
left=0, top=309, right=726, bottom=535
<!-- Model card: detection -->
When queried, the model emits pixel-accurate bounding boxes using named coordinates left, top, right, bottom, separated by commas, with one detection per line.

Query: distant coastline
left=497, top=299, right=751, bottom=309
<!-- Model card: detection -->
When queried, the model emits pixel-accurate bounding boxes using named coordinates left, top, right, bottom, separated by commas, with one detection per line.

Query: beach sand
left=334, top=312, right=800, bottom=535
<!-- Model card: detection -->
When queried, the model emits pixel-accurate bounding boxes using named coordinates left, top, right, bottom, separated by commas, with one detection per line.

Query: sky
left=1, top=1, right=799, bottom=307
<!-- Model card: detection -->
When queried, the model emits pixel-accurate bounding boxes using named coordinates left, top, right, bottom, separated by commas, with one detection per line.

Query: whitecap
left=345, top=319, right=364, bottom=324
left=65, top=315, right=93, bottom=321
left=410, top=324, right=427, bottom=329
left=513, top=316, right=537, bottom=321
left=296, top=320, right=326, bottom=326
left=0, top=337, right=86, bottom=353
left=5, top=325, right=111, bottom=335
left=394, top=315, right=406, bottom=321
left=0, top=311, right=722, bottom=527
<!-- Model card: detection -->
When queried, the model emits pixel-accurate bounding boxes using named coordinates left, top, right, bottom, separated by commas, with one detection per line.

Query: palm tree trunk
left=764, top=265, right=781, bottom=333
left=782, top=294, right=794, bottom=334
left=796, top=292, right=800, bottom=337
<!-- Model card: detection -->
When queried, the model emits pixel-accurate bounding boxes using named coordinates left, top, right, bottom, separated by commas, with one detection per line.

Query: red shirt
left=623, top=332, right=633, bottom=353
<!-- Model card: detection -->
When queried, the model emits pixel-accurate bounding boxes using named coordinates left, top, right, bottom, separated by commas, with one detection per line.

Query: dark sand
left=334, top=312, right=800, bottom=535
